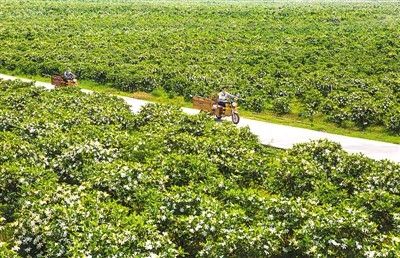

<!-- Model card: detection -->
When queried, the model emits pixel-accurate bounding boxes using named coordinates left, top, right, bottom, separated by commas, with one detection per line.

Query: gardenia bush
left=1, top=0, right=400, bottom=133
left=0, top=79, right=399, bottom=257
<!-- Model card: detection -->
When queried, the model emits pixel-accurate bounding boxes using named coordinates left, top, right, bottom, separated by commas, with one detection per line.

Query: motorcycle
left=212, top=96, right=240, bottom=124
left=192, top=95, right=241, bottom=124
left=51, top=74, right=78, bottom=88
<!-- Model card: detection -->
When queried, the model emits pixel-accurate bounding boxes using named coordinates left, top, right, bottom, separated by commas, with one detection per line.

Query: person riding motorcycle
left=217, top=88, right=235, bottom=117
left=63, top=69, right=77, bottom=82
left=218, top=88, right=234, bottom=107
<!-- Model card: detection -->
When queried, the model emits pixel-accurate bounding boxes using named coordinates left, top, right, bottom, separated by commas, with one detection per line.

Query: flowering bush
left=2, top=0, right=400, bottom=135
left=349, top=99, right=378, bottom=129
left=295, top=204, right=381, bottom=257
left=386, top=110, right=400, bottom=135
left=13, top=183, right=179, bottom=257
left=1, top=80, right=400, bottom=257
left=272, top=97, right=291, bottom=115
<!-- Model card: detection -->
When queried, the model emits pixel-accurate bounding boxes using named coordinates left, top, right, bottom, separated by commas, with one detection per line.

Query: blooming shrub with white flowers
left=0, top=79, right=399, bottom=257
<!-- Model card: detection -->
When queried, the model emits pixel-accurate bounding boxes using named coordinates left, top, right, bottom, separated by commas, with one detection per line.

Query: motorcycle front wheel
left=232, top=112, right=240, bottom=124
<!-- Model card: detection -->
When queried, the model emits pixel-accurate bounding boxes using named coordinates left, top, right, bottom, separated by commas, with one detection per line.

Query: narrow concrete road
left=1, top=74, right=399, bottom=163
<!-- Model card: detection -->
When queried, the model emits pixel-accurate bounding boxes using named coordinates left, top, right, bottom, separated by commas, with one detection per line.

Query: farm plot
left=0, top=0, right=400, bottom=135
left=0, top=79, right=399, bottom=257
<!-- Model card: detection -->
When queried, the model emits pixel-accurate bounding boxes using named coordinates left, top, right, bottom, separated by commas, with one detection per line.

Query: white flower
left=145, top=240, right=153, bottom=250
left=328, top=239, right=340, bottom=246
left=365, top=250, right=377, bottom=258
left=148, top=253, right=158, bottom=258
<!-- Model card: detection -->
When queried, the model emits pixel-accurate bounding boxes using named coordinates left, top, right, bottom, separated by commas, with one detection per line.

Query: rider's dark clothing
left=218, top=101, right=227, bottom=107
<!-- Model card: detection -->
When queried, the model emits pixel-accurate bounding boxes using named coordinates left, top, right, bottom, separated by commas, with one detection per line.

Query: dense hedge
left=0, top=79, right=399, bottom=257
left=0, top=0, right=400, bottom=133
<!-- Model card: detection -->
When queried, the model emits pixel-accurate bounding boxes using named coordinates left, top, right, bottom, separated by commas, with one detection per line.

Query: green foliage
left=0, top=242, right=20, bottom=258
left=1, top=79, right=400, bottom=257
left=0, top=216, right=20, bottom=257
left=348, top=97, right=378, bottom=130
left=14, top=182, right=179, bottom=257
left=386, top=110, right=400, bottom=135
left=1, top=0, right=400, bottom=132
left=272, top=97, right=291, bottom=115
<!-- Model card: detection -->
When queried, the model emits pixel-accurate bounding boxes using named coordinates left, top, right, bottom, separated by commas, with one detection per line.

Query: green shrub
left=13, top=183, right=179, bottom=257
left=272, top=97, right=291, bottom=115
left=0, top=80, right=399, bottom=256
left=386, top=110, right=400, bottom=135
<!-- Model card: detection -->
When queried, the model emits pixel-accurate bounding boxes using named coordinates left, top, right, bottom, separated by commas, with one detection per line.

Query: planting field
left=1, top=79, right=400, bottom=257
left=1, top=0, right=400, bottom=136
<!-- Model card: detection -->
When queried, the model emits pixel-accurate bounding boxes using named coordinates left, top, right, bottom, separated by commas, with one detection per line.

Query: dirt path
left=1, top=73, right=399, bottom=163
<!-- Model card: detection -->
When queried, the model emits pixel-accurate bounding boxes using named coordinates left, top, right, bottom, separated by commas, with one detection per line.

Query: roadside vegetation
left=1, top=79, right=400, bottom=257
left=0, top=0, right=400, bottom=139
left=3, top=71, right=400, bottom=144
